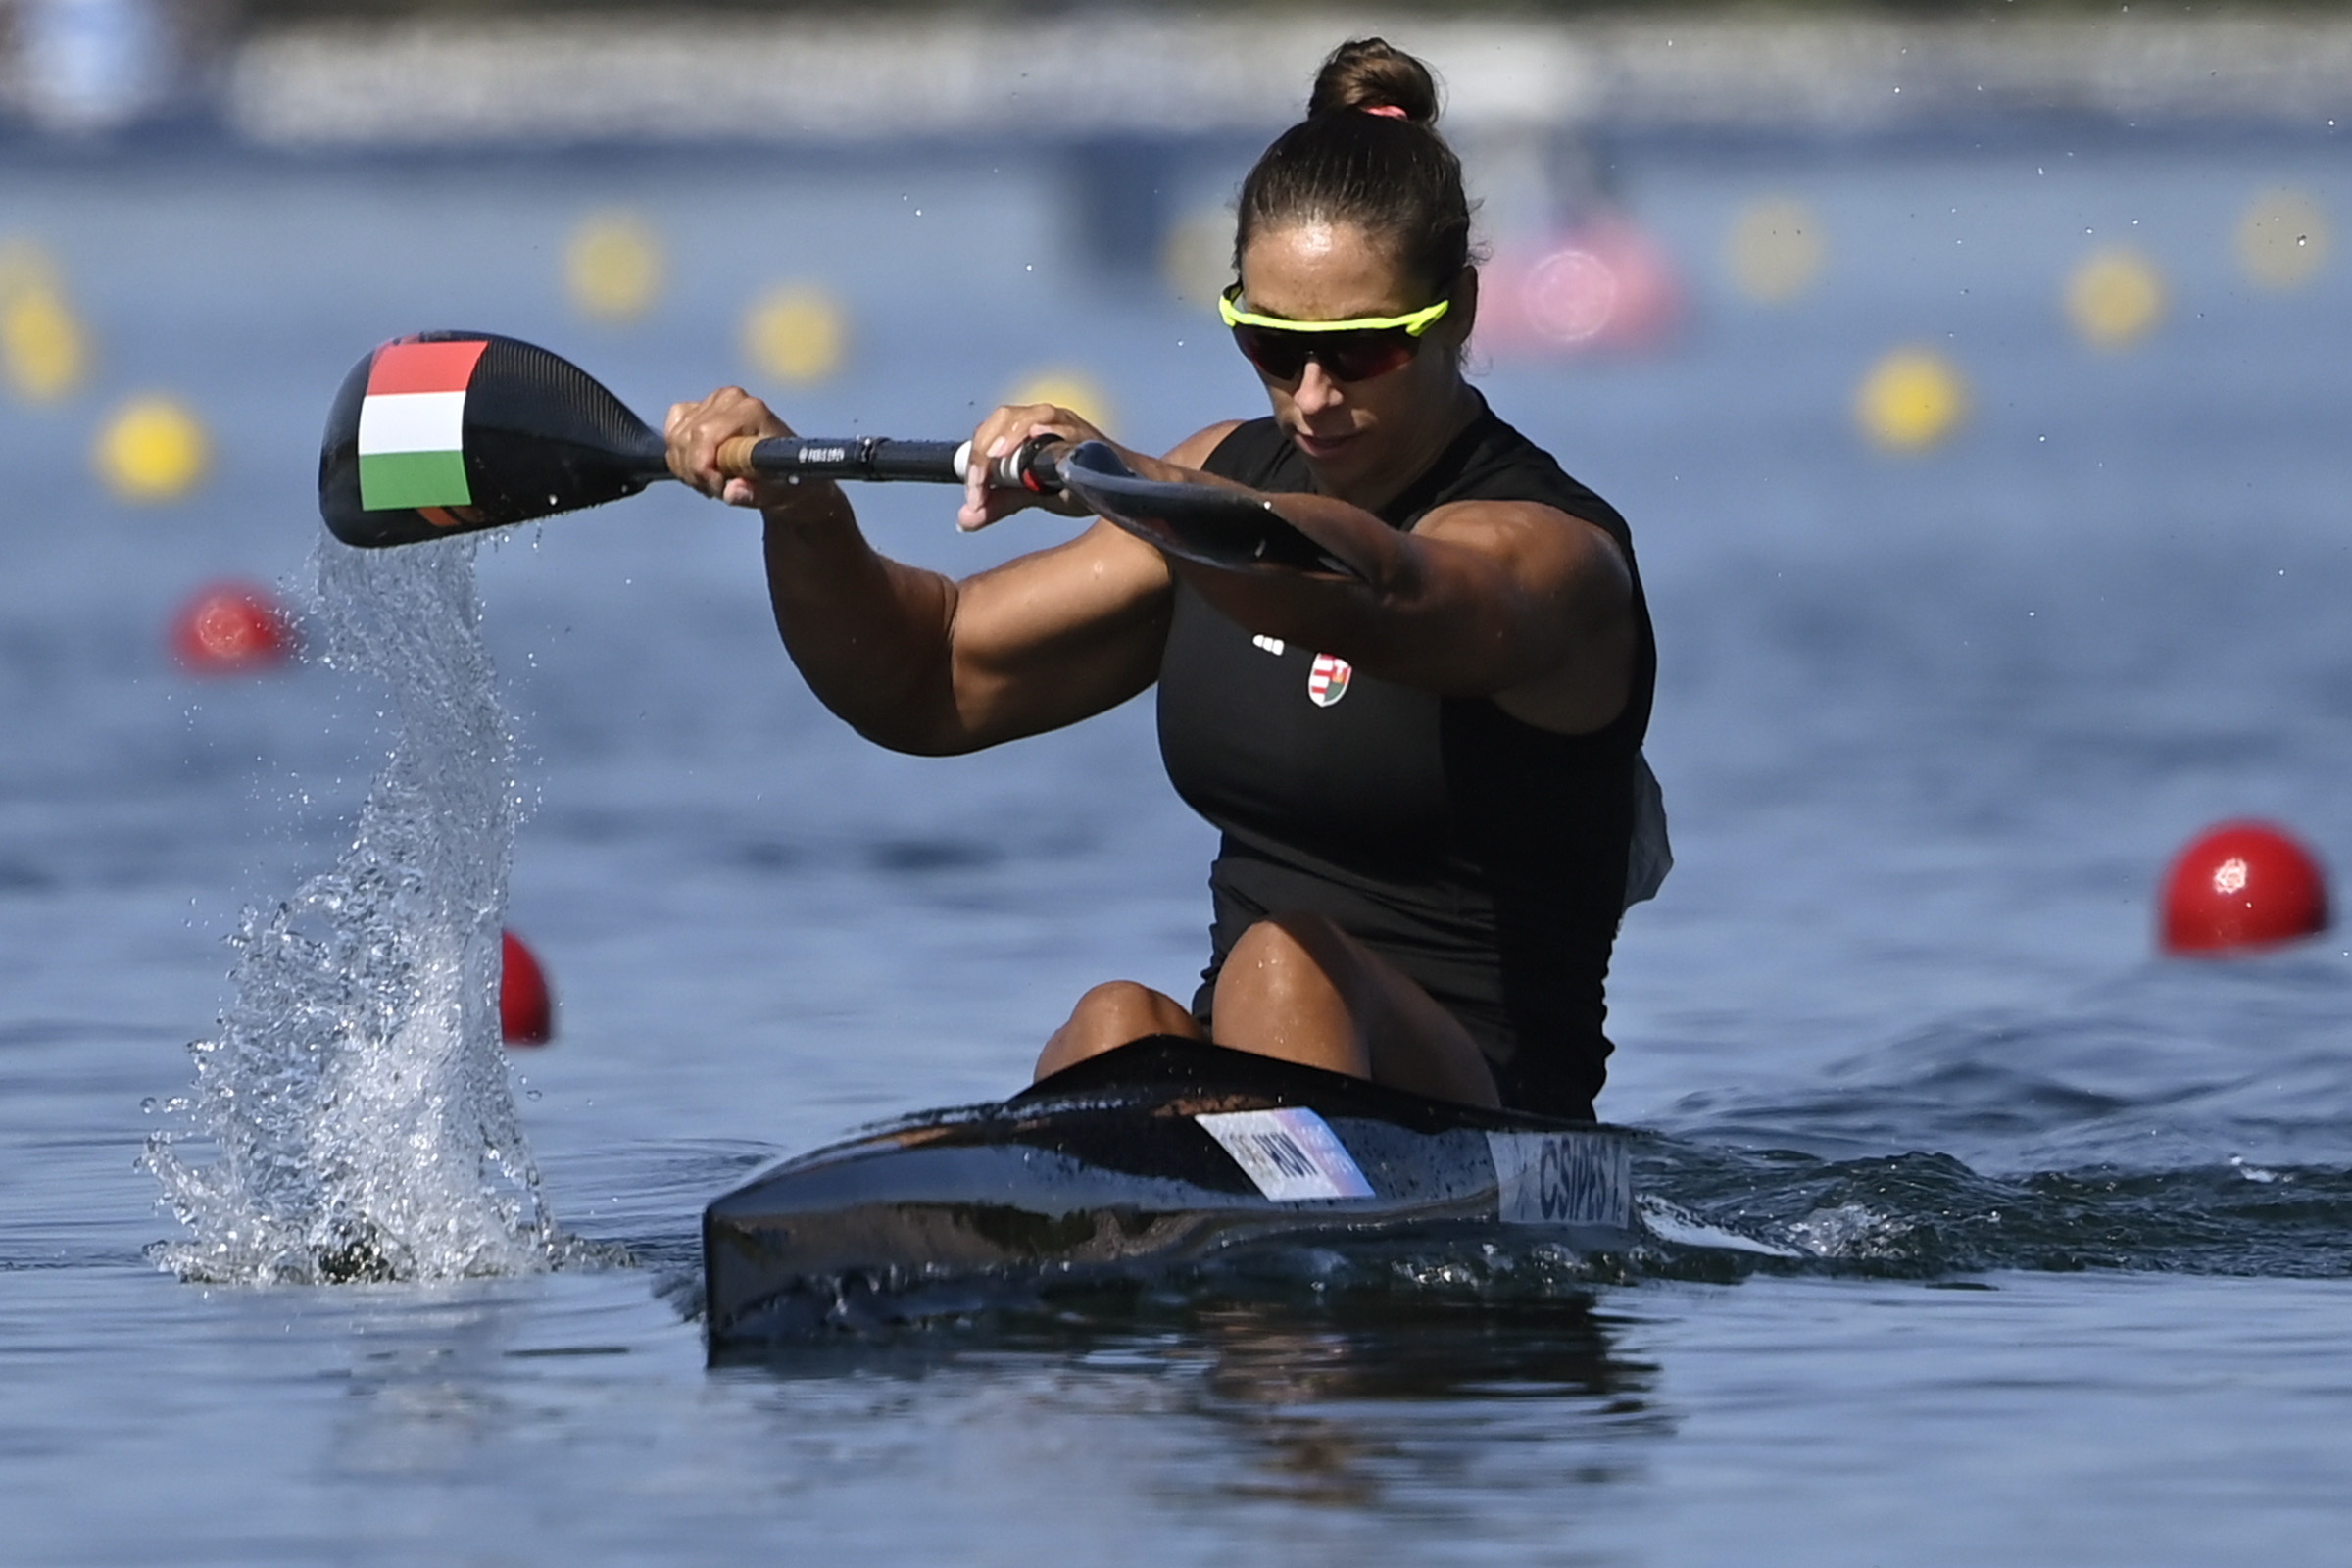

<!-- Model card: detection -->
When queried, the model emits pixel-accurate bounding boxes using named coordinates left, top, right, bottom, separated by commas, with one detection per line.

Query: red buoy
left=501, top=929, right=555, bottom=1045
left=172, top=581, right=294, bottom=673
left=2160, top=821, right=2330, bottom=956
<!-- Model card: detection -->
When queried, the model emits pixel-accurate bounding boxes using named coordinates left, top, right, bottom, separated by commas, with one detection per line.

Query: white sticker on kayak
left=1486, top=1132, right=1633, bottom=1228
left=1198, top=1108, right=1374, bottom=1201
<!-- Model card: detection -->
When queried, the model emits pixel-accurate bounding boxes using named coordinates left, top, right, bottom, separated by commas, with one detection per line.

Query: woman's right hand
left=957, top=402, right=1106, bottom=533
left=665, top=386, right=801, bottom=511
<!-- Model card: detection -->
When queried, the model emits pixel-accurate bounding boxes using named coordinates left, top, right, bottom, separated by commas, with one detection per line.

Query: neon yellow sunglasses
left=1218, top=284, right=1452, bottom=381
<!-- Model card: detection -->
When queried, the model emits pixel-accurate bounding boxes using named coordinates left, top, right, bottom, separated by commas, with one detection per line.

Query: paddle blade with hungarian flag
left=318, top=331, right=671, bottom=548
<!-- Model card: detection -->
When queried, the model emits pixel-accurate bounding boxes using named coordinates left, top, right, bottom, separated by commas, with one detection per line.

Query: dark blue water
left=4, top=128, right=2350, bottom=1563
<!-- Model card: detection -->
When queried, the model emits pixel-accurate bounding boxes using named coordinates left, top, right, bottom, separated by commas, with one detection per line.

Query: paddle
left=318, top=331, right=1357, bottom=577
left=1057, top=443, right=1354, bottom=577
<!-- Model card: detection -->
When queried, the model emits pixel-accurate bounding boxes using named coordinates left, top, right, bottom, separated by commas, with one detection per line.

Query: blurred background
left=6, top=0, right=2351, bottom=1144
left=8, top=5, right=2352, bottom=1563
left=3, top=0, right=2348, bottom=1134
left=6, top=0, right=2344, bottom=1062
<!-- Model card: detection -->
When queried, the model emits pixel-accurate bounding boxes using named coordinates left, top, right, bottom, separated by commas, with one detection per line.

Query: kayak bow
left=703, top=1035, right=1637, bottom=1345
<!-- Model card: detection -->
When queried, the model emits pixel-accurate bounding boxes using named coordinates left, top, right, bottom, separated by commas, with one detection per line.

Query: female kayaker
left=666, top=37, right=1659, bottom=1118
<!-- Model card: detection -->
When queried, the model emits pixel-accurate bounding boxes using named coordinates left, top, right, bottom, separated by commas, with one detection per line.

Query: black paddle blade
left=318, top=331, right=671, bottom=548
left=1057, top=441, right=1360, bottom=579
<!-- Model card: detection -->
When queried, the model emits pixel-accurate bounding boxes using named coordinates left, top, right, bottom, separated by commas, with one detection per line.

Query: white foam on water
left=1636, top=1195, right=1805, bottom=1257
left=1783, top=1201, right=1911, bottom=1260
left=2230, top=1155, right=2283, bottom=1185
left=144, top=538, right=568, bottom=1285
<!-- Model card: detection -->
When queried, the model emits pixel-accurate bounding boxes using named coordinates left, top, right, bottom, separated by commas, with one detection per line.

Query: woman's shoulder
left=1197, top=416, right=1306, bottom=487
left=1165, top=419, right=1250, bottom=469
left=1446, top=407, right=1631, bottom=545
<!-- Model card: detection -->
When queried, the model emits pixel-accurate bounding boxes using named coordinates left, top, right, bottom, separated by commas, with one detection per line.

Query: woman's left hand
left=956, top=403, right=1109, bottom=532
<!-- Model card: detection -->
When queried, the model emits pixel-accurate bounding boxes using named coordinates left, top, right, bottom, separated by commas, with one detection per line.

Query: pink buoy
left=2159, top=821, right=2330, bottom=956
left=501, top=929, right=555, bottom=1045
left=171, top=581, right=294, bottom=673
left=1478, top=215, right=1684, bottom=359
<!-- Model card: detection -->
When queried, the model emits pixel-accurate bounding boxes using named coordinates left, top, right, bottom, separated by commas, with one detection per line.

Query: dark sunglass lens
left=1318, top=330, right=1417, bottom=382
left=1231, top=323, right=1419, bottom=382
left=1231, top=323, right=1308, bottom=380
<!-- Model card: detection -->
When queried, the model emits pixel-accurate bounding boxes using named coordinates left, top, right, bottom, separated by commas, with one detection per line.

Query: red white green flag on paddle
left=357, top=339, right=488, bottom=513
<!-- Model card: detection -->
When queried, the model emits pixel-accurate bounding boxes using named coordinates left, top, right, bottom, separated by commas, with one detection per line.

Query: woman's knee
left=1034, top=980, right=1199, bottom=1080
left=1217, top=914, right=1496, bottom=1106
left=1223, top=906, right=1354, bottom=968
left=1210, top=914, right=1372, bottom=1075
left=1073, top=979, right=1192, bottom=1034
left=1224, top=913, right=1357, bottom=999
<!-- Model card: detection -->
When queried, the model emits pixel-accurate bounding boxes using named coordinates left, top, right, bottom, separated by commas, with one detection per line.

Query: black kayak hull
left=703, top=1036, right=1639, bottom=1346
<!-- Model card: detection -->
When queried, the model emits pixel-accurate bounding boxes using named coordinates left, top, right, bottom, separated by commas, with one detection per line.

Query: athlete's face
left=1233, top=221, right=1475, bottom=503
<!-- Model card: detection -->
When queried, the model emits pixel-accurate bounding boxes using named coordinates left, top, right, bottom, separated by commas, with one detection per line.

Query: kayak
left=703, top=1034, right=1639, bottom=1345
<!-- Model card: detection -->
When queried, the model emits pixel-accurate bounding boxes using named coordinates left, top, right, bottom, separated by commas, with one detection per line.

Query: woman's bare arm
left=759, top=499, right=1172, bottom=755
left=668, top=387, right=1236, bottom=755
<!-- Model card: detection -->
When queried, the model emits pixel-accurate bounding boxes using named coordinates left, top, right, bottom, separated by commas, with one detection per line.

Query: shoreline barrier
left=188, top=12, right=2352, bottom=149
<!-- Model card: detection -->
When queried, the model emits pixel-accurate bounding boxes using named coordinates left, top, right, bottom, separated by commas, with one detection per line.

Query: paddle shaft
left=713, top=433, right=1064, bottom=494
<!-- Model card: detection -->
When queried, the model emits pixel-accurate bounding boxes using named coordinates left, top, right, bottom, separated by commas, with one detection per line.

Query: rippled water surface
left=5, top=127, right=2351, bottom=1563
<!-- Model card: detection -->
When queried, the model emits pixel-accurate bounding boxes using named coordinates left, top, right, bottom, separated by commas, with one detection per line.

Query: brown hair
left=1234, top=38, right=1473, bottom=303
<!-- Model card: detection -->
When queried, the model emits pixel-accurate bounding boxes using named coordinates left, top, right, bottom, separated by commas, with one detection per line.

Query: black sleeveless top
left=1155, top=405, right=1655, bottom=1118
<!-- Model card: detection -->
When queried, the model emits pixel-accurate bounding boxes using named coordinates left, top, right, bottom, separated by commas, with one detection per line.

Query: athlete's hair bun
left=1239, top=36, right=1469, bottom=299
left=1305, top=37, right=1441, bottom=127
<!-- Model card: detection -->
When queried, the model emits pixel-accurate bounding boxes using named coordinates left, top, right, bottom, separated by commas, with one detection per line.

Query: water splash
left=145, top=538, right=570, bottom=1284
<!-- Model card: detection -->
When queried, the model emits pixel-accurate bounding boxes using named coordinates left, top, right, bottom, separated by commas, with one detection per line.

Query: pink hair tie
left=1361, top=104, right=1408, bottom=119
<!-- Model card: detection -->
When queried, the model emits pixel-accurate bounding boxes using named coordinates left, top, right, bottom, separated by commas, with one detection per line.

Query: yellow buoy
left=1161, top=206, right=1235, bottom=308
left=0, top=240, right=90, bottom=403
left=742, top=285, right=848, bottom=384
left=2066, top=247, right=2166, bottom=349
left=2236, top=188, right=2329, bottom=290
left=3, top=283, right=88, bottom=402
left=1004, top=369, right=1115, bottom=432
left=94, top=394, right=210, bottom=502
left=1855, top=347, right=1967, bottom=453
left=1725, top=197, right=1826, bottom=305
left=565, top=211, right=664, bottom=322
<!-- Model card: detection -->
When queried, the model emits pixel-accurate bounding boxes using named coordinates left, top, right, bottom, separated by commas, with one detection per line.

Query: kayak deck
left=703, top=1036, right=1638, bottom=1346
